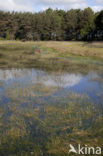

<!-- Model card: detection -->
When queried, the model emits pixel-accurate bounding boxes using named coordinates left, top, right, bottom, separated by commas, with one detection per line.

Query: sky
left=0, top=0, right=103, bottom=13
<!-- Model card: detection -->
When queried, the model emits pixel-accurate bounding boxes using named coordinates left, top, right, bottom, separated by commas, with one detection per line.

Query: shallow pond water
left=0, top=68, right=103, bottom=155
left=0, top=68, right=103, bottom=104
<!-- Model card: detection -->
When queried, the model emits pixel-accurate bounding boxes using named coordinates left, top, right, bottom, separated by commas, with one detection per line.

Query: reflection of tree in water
left=0, top=69, right=31, bottom=80
left=0, top=68, right=82, bottom=89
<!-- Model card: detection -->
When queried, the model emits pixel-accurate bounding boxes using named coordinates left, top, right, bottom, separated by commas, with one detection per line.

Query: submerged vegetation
left=0, top=41, right=103, bottom=155
left=0, top=68, right=103, bottom=156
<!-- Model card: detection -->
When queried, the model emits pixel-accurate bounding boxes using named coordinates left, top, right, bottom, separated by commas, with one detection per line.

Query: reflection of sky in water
left=42, top=74, right=82, bottom=88
left=0, top=68, right=103, bottom=105
left=0, top=69, right=82, bottom=88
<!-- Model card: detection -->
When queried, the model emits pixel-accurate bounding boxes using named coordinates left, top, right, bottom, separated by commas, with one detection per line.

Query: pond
left=0, top=68, right=103, bottom=155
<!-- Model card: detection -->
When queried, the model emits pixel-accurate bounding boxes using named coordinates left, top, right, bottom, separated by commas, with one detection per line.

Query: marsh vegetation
left=0, top=41, right=103, bottom=156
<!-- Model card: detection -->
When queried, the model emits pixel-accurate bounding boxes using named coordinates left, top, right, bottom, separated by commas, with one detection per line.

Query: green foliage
left=6, top=32, right=10, bottom=40
left=0, top=8, right=103, bottom=41
left=95, top=10, right=103, bottom=30
left=79, top=8, right=95, bottom=38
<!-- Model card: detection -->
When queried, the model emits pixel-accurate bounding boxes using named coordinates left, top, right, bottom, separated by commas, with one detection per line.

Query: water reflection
left=0, top=69, right=82, bottom=87
left=0, top=68, right=103, bottom=102
left=0, top=68, right=103, bottom=155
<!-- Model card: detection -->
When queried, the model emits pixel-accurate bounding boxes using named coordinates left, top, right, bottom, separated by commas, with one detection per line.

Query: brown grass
left=0, top=40, right=103, bottom=69
left=40, top=41, right=103, bottom=59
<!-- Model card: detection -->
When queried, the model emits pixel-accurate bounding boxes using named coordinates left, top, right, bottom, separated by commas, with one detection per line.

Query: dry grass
left=0, top=40, right=103, bottom=58
left=0, top=40, right=103, bottom=69
left=40, top=41, right=103, bottom=59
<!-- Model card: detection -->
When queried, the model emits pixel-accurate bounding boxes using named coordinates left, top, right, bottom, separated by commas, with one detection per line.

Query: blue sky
left=0, top=0, right=103, bottom=12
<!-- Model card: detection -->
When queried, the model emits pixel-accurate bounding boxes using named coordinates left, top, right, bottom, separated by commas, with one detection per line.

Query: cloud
left=0, top=0, right=34, bottom=12
left=64, top=2, right=87, bottom=10
left=35, top=0, right=86, bottom=5
left=92, top=5, right=103, bottom=12
left=0, top=0, right=102, bottom=12
left=35, top=0, right=87, bottom=10
left=95, top=0, right=103, bottom=4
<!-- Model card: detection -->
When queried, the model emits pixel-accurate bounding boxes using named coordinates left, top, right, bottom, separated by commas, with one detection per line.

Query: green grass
left=0, top=41, right=103, bottom=70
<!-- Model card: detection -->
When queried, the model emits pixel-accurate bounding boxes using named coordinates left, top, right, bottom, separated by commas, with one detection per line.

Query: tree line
left=0, top=7, right=103, bottom=41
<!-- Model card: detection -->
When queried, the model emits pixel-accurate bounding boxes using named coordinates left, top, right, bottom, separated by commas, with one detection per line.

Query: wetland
left=0, top=41, right=103, bottom=156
